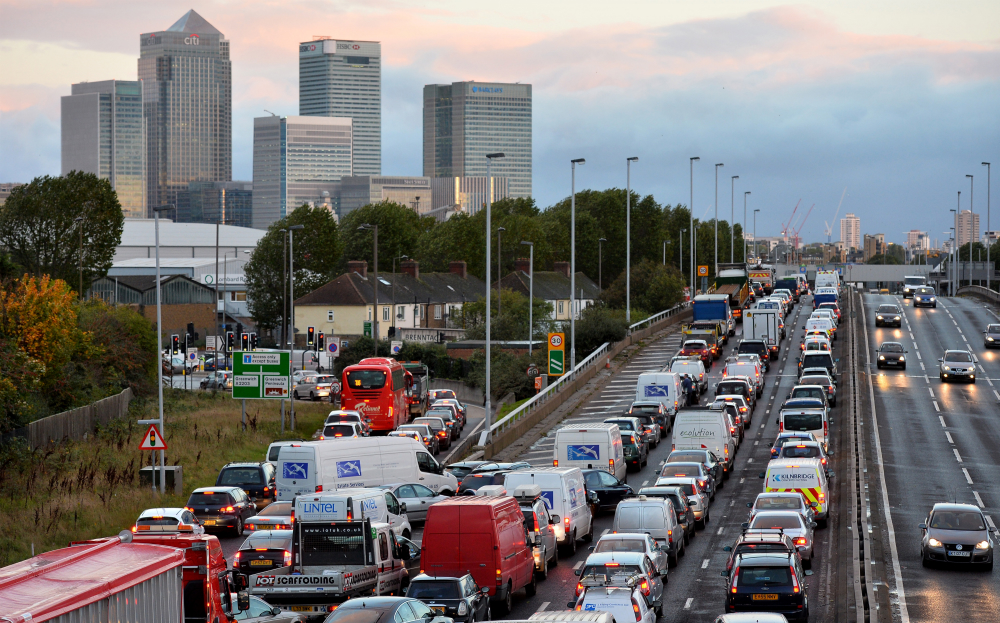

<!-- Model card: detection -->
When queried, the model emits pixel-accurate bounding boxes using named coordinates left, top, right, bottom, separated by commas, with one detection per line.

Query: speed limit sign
left=549, top=334, right=563, bottom=348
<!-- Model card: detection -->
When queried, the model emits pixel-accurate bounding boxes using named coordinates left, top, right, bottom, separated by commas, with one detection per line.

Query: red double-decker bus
left=340, top=357, right=409, bottom=434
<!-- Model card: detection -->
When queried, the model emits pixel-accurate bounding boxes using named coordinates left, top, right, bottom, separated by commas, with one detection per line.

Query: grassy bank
left=0, top=389, right=331, bottom=565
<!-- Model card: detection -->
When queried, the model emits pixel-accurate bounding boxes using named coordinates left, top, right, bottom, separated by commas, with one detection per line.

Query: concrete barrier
left=428, top=379, right=484, bottom=405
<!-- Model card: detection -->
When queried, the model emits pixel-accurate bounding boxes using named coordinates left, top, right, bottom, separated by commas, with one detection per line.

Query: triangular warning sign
left=139, top=424, right=168, bottom=451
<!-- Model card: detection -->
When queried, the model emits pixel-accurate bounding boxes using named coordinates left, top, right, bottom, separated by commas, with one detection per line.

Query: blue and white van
left=505, top=467, right=593, bottom=552
left=552, top=424, right=626, bottom=481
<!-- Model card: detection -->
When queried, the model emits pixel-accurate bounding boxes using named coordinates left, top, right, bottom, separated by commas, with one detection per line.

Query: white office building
left=840, top=213, right=861, bottom=250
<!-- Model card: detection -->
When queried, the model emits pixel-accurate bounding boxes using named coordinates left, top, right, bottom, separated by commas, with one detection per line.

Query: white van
left=275, top=437, right=458, bottom=500
left=293, top=487, right=412, bottom=538
left=761, top=458, right=831, bottom=527
left=815, top=271, right=840, bottom=290
left=553, top=424, right=626, bottom=482
left=634, top=372, right=683, bottom=421
left=805, top=317, right=836, bottom=340
left=505, top=467, right=594, bottom=553
left=671, top=409, right=736, bottom=474
left=779, top=405, right=829, bottom=452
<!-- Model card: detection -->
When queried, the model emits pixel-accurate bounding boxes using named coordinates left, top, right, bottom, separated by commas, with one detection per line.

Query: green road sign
left=548, top=350, right=564, bottom=376
left=363, top=321, right=372, bottom=338
left=232, top=351, right=290, bottom=399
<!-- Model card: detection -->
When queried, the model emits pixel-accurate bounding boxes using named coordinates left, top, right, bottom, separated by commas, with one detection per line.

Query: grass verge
left=0, top=389, right=331, bottom=565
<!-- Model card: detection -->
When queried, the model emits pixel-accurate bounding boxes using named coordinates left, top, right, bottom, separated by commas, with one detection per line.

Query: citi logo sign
left=184, top=34, right=200, bottom=45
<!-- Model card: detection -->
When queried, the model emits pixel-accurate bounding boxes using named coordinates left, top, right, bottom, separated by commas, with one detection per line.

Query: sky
left=1, top=0, right=999, bottom=246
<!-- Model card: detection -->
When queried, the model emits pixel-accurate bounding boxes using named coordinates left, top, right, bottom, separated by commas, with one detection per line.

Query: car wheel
left=525, top=570, right=537, bottom=596
left=537, top=549, right=548, bottom=580
left=402, top=529, right=411, bottom=540
left=667, top=550, right=678, bottom=568
left=803, top=556, right=812, bottom=570
left=696, top=516, right=706, bottom=530
left=683, top=529, right=690, bottom=545
left=310, top=392, right=316, bottom=401
left=583, top=519, right=594, bottom=543
left=901, top=364, right=906, bottom=371
left=922, top=554, right=931, bottom=568
left=293, top=390, right=300, bottom=399
left=982, top=559, right=993, bottom=572
left=233, top=516, right=243, bottom=537
left=940, top=374, right=946, bottom=382
left=485, top=603, right=492, bottom=621
left=501, top=582, right=513, bottom=614
left=398, top=578, right=409, bottom=596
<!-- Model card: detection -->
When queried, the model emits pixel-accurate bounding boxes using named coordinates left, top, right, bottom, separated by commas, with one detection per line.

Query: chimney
left=401, top=259, right=419, bottom=280
left=347, top=260, right=368, bottom=278
left=514, top=257, right=531, bottom=274
left=554, top=261, right=571, bottom=278
left=449, top=261, right=467, bottom=279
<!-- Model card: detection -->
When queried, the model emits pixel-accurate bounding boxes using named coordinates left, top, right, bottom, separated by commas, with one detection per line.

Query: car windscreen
left=460, top=475, right=496, bottom=490
left=802, top=354, right=832, bottom=368
left=621, top=434, right=639, bottom=447
left=630, top=404, right=661, bottom=415
left=323, top=425, right=356, bottom=437
left=929, top=511, right=986, bottom=530
left=667, top=452, right=705, bottom=464
left=800, top=377, right=830, bottom=387
left=346, top=370, right=386, bottom=389
left=136, top=517, right=179, bottom=526
left=218, top=468, right=263, bottom=486
left=738, top=342, right=766, bottom=353
left=579, top=565, right=642, bottom=581
left=313, top=376, right=335, bottom=384
left=257, top=502, right=292, bottom=517
left=904, top=277, right=925, bottom=285
left=608, top=420, right=636, bottom=430
left=683, top=341, right=707, bottom=349
left=791, top=388, right=825, bottom=400
left=917, top=288, right=934, bottom=295
left=268, top=445, right=282, bottom=462
left=781, top=446, right=822, bottom=459
left=407, top=581, right=461, bottom=600
left=399, top=426, right=429, bottom=436
left=877, top=306, right=899, bottom=313
left=188, top=492, right=230, bottom=506
left=718, top=382, right=748, bottom=395
left=413, top=419, right=444, bottom=431
left=782, top=412, right=823, bottom=431
left=426, top=410, right=454, bottom=421
left=755, top=496, right=802, bottom=512
left=750, top=515, right=802, bottom=530
left=944, top=352, right=973, bottom=362
left=661, top=482, right=697, bottom=496
left=989, top=325, right=1000, bottom=333
left=738, top=566, right=793, bottom=586
left=880, top=343, right=903, bottom=353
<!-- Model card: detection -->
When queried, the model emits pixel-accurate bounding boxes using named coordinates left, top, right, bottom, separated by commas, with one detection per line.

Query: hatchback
left=876, top=342, right=907, bottom=370
left=319, top=422, right=365, bottom=439
left=398, top=424, right=441, bottom=455
left=658, top=462, right=715, bottom=500
left=294, top=374, right=337, bottom=401
left=770, top=432, right=819, bottom=459
left=621, top=430, right=648, bottom=471
left=406, top=574, right=490, bottom=623
left=724, top=552, right=812, bottom=619
left=133, top=507, right=204, bottom=535
left=665, top=449, right=723, bottom=490
left=245, top=501, right=293, bottom=532
left=919, top=503, right=995, bottom=570
left=939, top=349, right=976, bottom=383
left=185, top=486, right=256, bottom=536
left=574, top=551, right=664, bottom=615
left=748, top=492, right=816, bottom=526
left=592, top=533, right=669, bottom=577
left=583, top=469, right=634, bottom=513
left=722, top=531, right=800, bottom=576
left=637, top=486, right=697, bottom=543
left=985, top=324, right=1000, bottom=348
left=874, top=304, right=902, bottom=327
left=233, top=529, right=292, bottom=575
left=323, top=597, right=443, bottom=623
left=745, top=512, right=817, bottom=566
left=215, top=462, right=276, bottom=508
left=913, top=286, right=937, bottom=308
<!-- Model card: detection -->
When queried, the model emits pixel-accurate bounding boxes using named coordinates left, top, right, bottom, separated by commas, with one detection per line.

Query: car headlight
left=929, top=297, right=935, bottom=301
left=877, top=315, right=883, bottom=320
left=899, top=356, right=905, bottom=361
left=928, top=538, right=943, bottom=547
left=976, top=540, right=991, bottom=550
left=989, top=337, right=995, bottom=342
left=969, top=364, right=976, bottom=371
left=879, top=355, right=885, bottom=360
left=458, top=602, right=469, bottom=615
left=943, top=366, right=951, bottom=371
left=894, top=316, right=900, bottom=320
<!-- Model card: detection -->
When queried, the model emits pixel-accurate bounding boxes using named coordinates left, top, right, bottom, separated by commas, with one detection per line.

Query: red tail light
left=608, top=459, right=614, bottom=470
left=576, top=582, right=584, bottom=596
left=790, top=566, right=800, bottom=593
left=794, top=537, right=808, bottom=546
left=284, top=550, right=292, bottom=566
left=631, top=600, right=642, bottom=622
left=233, top=551, right=241, bottom=562
left=553, top=459, right=559, bottom=467
left=316, top=485, right=323, bottom=492
left=565, top=516, right=571, bottom=529
left=496, top=569, right=502, bottom=586
left=640, top=579, right=649, bottom=596
left=223, top=506, right=235, bottom=513
left=731, top=570, right=739, bottom=594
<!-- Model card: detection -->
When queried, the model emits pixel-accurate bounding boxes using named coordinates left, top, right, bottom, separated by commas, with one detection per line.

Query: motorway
left=862, top=294, right=1000, bottom=621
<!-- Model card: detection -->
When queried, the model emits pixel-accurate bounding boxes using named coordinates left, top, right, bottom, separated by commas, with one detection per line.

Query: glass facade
left=177, top=180, right=253, bottom=228
left=299, top=39, right=381, bottom=176
left=139, top=10, right=232, bottom=215
left=61, top=80, right=145, bottom=217
left=423, top=82, right=532, bottom=199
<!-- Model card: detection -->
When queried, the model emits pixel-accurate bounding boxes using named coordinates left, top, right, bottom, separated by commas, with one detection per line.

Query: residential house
left=497, top=260, right=600, bottom=321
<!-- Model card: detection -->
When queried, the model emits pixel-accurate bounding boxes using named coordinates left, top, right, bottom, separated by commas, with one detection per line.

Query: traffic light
left=241, top=332, right=250, bottom=351
left=187, top=322, right=195, bottom=338
left=171, top=334, right=179, bottom=355
left=317, top=332, right=325, bottom=350
left=387, top=326, right=395, bottom=338
left=307, top=326, right=315, bottom=347
left=226, top=331, right=235, bottom=351
left=181, top=332, right=188, bottom=355
left=249, top=333, right=258, bottom=351
left=236, top=322, right=244, bottom=339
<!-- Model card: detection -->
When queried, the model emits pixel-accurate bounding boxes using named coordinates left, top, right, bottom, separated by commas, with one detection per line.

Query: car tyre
left=310, top=391, right=316, bottom=401
left=495, top=582, right=512, bottom=615
left=485, top=603, right=492, bottom=621
left=982, top=559, right=993, bottom=572
left=667, top=549, right=678, bottom=568
left=536, top=549, right=548, bottom=579
left=233, top=516, right=243, bottom=537
left=940, top=374, right=946, bottom=382
left=525, top=571, right=537, bottom=596
left=293, top=390, right=300, bottom=400
left=921, top=553, right=931, bottom=568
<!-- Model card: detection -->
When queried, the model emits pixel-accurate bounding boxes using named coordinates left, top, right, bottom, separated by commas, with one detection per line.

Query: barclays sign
left=471, top=86, right=503, bottom=94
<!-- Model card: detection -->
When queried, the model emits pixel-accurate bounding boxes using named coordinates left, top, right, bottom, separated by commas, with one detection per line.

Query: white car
left=745, top=511, right=818, bottom=567
left=571, top=572, right=657, bottom=623
left=133, top=507, right=204, bottom=535
left=318, top=421, right=365, bottom=439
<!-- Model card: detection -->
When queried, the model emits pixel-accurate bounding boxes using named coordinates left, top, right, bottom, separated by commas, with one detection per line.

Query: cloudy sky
left=2, top=0, right=998, bottom=245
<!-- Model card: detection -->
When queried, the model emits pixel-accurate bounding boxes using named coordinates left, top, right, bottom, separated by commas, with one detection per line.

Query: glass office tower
left=423, top=81, right=532, bottom=199
left=61, top=80, right=145, bottom=217
left=139, top=10, right=232, bottom=214
left=299, top=39, right=381, bottom=176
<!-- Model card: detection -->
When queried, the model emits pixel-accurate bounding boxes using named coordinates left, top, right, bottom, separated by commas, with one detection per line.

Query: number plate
left=431, top=607, right=446, bottom=614
left=751, top=593, right=779, bottom=601
left=250, top=560, right=272, bottom=566
left=202, top=520, right=216, bottom=526
left=289, top=606, right=319, bottom=612
left=948, top=550, right=972, bottom=557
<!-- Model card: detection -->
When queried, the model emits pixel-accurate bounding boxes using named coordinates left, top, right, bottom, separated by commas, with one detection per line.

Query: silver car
left=592, top=533, right=669, bottom=578
left=574, top=551, right=664, bottom=616
left=919, top=503, right=995, bottom=569
left=939, top=349, right=976, bottom=383
left=294, top=374, right=337, bottom=400
left=746, top=511, right=817, bottom=567
left=747, top=492, right=816, bottom=525
left=655, top=477, right=710, bottom=529
left=245, top=501, right=293, bottom=532
left=657, top=462, right=714, bottom=500
left=378, top=483, right=448, bottom=523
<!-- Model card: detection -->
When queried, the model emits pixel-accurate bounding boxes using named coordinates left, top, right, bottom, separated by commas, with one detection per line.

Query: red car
left=679, top=340, right=713, bottom=367
left=817, top=302, right=841, bottom=322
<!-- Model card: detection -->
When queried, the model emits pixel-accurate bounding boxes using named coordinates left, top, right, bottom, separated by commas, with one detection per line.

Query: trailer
left=692, top=295, right=734, bottom=338
left=714, top=263, right=751, bottom=322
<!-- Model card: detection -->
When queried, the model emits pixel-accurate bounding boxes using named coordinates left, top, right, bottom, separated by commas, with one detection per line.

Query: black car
left=637, top=485, right=697, bottom=543
left=628, top=401, right=669, bottom=435
left=445, top=461, right=490, bottom=481
left=322, top=597, right=443, bottom=623
left=738, top=339, right=772, bottom=367
left=875, top=304, right=903, bottom=327
left=876, top=342, right=907, bottom=369
left=723, top=552, right=812, bottom=619
left=582, top=469, right=633, bottom=513
left=665, top=449, right=723, bottom=492
left=186, top=486, right=257, bottom=536
left=621, top=431, right=648, bottom=471
left=216, top=462, right=277, bottom=508
left=985, top=324, right=1000, bottom=349
left=426, top=408, right=461, bottom=440
left=458, top=471, right=511, bottom=495
left=234, top=529, right=292, bottom=575
left=406, top=574, right=491, bottom=623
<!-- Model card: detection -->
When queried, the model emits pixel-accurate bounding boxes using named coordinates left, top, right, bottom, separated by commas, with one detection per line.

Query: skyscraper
left=840, top=213, right=861, bottom=250
left=423, top=81, right=532, bottom=199
left=61, top=80, right=145, bottom=217
left=957, top=209, right=980, bottom=246
left=299, top=39, right=380, bottom=176
left=139, top=10, right=231, bottom=214
left=252, top=115, right=353, bottom=228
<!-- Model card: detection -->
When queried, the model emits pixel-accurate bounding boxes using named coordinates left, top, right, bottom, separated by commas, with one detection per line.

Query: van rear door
left=276, top=446, right=317, bottom=500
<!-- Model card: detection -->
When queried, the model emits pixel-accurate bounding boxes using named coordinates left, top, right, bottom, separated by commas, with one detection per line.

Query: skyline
left=1, top=1, right=998, bottom=243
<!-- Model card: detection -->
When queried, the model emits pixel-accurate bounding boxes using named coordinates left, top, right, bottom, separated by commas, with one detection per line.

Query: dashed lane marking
left=683, top=598, right=694, bottom=610
left=642, top=480, right=649, bottom=486
left=573, top=560, right=584, bottom=570
left=928, top=387, right=935, bottom=398
left=940, top=416, right=947, bottom=427
left=740, top=477, right=745, bottom=484
left=933, top=401, right=940, bottom=412
left=954, top=449, right=963, bottom=463
left=701, top=558, right=710, bottom=569
left=601, top=529, right=610, bottom=536
left=537, top=603, right=550, bottom=613
left=920, top=362, right=926, bottom=371
left=716, top=526, right=725, bottom=535
left=963, top=468, right=974, bottom=485
left=946, top=432, right=954, bottom=444
left=994, top=389, right=1000, bottom=401
left=974, top=491, right=985, bottom=508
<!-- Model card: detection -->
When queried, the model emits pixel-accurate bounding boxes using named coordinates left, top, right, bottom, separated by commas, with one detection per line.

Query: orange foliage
left=0, top=275, right=79, bottom=371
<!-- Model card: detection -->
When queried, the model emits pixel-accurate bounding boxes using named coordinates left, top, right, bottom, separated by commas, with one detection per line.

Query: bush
left=573, top=307, right=630, bottom=356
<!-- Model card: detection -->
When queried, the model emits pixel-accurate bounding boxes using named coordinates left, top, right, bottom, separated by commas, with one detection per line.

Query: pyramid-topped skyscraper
left=139, top=10, right=231, bottom=215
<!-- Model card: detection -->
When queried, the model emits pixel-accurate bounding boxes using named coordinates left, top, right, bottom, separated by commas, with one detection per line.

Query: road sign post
left=232, top=351, right=291, bottom=399
left=548, top=333, right=565, bottom=376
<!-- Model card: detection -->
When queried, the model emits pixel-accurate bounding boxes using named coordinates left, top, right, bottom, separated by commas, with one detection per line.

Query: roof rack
left=578, top=571, right=644, bottom=589
left=739, top=525, right=785, bottom=537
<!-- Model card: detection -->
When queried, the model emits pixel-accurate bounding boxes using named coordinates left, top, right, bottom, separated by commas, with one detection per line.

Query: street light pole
left=520, top=241, right=534, bottom=354
left=288, top=224, right=304, bottom=430
left=393, top=254, right=408, bottom=334
left=714, top=163, right=723, bottom=277
left=497, top=227, right=506, bottom=320
left=571, top=158, right=586, bottom=371
left=152, top=204, right=174, bottom=495
left=951, top=206, right=958, bottom=295
left=753, top=209, right=761, bottom=261
left=358, top=224, right=378, bottom=355
left=967, top=174, right=974, bottom=288
left=626, top=157, right=638, bottom=323
left=74, top=216, right=84, bottom=301
left=985, top=162, right=992, bottom=291
left=744, top=192, right=751, bottom=263
left=598, top=238, right=606, bottom=291
left=731, top=176, right=739, bottom=262
left=482, top=152, right=505, bottom=445
left=689, top=157, right=700, bottom=292
left=679, top=229, right=686, bottom=289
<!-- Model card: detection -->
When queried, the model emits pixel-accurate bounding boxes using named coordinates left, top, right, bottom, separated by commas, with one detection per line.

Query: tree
left=461, top=289, right=554, bottom=341
left=599, top=259, right=685, bottom=314
left=245, top=205, right=342, bottom=333
left=865, top=253, right=901, bottom=265
left=0, top=172, right=124, bottom=293
left=339, top=202, right=437, bottom=272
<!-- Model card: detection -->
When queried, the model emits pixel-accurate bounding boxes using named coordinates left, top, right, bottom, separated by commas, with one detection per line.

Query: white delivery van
left=805, top=317, right=836, bottom=341
left=671, top=409, right=736, bottom=474
left=293, top=488, right=412, bottom=537
left=743, top=309, right=780, bottom=360
left=275, top=437, right=458, bottom=500
left=778, top=405, right=829, bottom=452
left=761, top=458, right=831, bottom=527
left=553, top=424, right=627, bottom=482
left=635, top=372, right=683, bottom=421
left=505, top=467, right=594, bottom=552
left=815, top=271, right=840, bottom=291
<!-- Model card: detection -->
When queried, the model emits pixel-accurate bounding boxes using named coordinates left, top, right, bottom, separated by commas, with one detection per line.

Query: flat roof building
left=957, top=209, right=980, bottom=247
left=114, top=218, right=266, bottom=262
left=299, top=39, right=380, bottom=176
left=339, top=176, right=432, bottom=217
left=177, top=180, right=253, bottom=228
left=429, top=176, right=510, bottom=216
left=423, top=81, right=532, bottom=199
left=840, top=213, right=861, bottom=251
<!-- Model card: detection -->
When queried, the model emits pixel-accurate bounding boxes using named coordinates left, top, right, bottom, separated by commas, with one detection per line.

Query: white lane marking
left=747, top=458, right=753, bottom=463
left=701, top=558, right=710, bottom=569
left=573, top=560, right=584, bottom=570
left=963, top=468, right=974, bottom=485
left=642, top=480, right=649, bottom=486
left=988, top=377, right=994, bottom=387
left=933, top=401, right=940, bottom=412
left=987, top=516, right=998, bottom=531
left=928, top=387, right=935, bottom=398
left=730, top=499, right=735, bottom=507
left=760, top=423, right=765, bottom=429
left=945, top=432, right=954, bottom=444
left=940, top=416, right=947, bottom=427
left=683, top=598, right=694, bottom=610
left=537, top=602, right=550, bottom=613
left=601, top=529, right=610, bottom=536
left=954, top=449, right=963, bottom=463
left=916, top=351, right=922, bottom=360
left=920, top=362, right=926, bottom=371
left=910, top=332, right=915, bottom=340
left=994, top=389, right=1000, bottom=401
left=717, top=526, right=725, bottom=535
left=740, top=477, right=746, bottom=484
left=974, top=491, right=985, bottom=508
left=754, top=440, right=759, bottom=446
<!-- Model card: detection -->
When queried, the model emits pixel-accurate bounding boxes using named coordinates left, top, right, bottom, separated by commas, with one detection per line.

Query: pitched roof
left=166, top=10, right=221, bottom=34
left=497, top=270, right=601, bottom=301
left=295, top=271, right=487, bottom=307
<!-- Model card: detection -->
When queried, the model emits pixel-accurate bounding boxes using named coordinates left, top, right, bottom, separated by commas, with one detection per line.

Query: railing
left=482, top=341, right=612, bottom=441
left=628, top=302, right=689, bottom=334
left=957, top=285, right=1000, bottom=304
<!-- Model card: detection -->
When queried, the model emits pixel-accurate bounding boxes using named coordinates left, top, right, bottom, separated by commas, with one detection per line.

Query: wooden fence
left=10, top=388, right=135, bottom=450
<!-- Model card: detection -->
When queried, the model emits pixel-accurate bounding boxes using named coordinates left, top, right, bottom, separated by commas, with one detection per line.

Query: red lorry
left=0, top=530, right=249, bottom=623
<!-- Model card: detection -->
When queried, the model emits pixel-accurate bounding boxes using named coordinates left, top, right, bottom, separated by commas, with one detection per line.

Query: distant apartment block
left=0, top=183, right=24, bottom=206
left=177, top=181, right=253, bottom=228
left=957, top=209, right=980, bottom=247
left=840, top=213, right=861, bottom=250
left=429, top=176, right=510, bottom=215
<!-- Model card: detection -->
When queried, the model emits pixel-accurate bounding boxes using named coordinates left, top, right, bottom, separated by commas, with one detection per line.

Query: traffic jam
left=2, top=269, right=843, bottom=622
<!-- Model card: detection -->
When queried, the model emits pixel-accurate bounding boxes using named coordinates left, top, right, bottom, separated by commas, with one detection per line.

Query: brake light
left=790, top=566, right=800, bottom=593
left=780, top=421, right=784, bottom=432
left=631, top=600, right=642, bottom=622
left=131, top=525, right=137, bottom=533
left=290, top=510, right=295, bottom=524
left=316, top=485, right=323, bottom=492
left=640, top=579, right=649, bottom=596
left=794, top=537, right=807, bottom=546
left=496, top=569, right=502, bottom=585
left=576, top=582, right=584, bottom=596
left=667, top=529, right=673, bottom=544
left=233, top=551, right=241, bottom=562
left=223, top=506, right=235, bottom=513
left=819, top=492, right=825, bottom=501
left=284, top=550, right=292, bottom=566
left=731, top=570, right=739, bottom=593
left=609, top=459, right=614, bottom=470
left=263, top=486, right=269, bottom=493
left=438, top=431, right=447, bottom=437
left=319, top=436, right=326, bottom=440
left=553, top=459, right=559, bottom=467
left=184, top=507, right=194, bottom=513
left=565, top=516, right=571, bottom=531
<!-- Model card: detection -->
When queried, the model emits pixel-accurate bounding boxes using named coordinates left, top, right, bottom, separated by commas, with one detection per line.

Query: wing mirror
left=746, top=502, right=753, bottom=508
left=723, top=545, right=732, bottom=552
left=759, top=472, right=766, bottom=479
left=918, top=523, right=927, bottom=529
left=810, top=502, right=818, bottom=508
left=574, top=569, right=582, bottom=576
left=804, top=570, right=814, bottom=576
left=271, top=607, right=283, bottom=616
left=720, top=570, right=729, bottom=577
left=741, top=522, right=750, bottom=529
left=810, top=521, right=818, bottom=528
left=400, top=503, right=407, bottom=513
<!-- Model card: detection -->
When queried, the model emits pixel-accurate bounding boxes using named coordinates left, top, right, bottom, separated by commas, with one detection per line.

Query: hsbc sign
left=337, top=43, right=361, bottom=51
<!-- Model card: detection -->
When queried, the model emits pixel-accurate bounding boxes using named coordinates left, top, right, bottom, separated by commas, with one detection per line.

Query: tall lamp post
left=392, top=254, right=409, bottom=334
left=152, top=203, right=174, bottom=494
left=287, top=223, right=304, bottom=431
left=481, top=152, right=505, bottom=445
left=744, top=192, right=751, bottom=262
left=520, top=241, right=534, bottom=353
left=497, top=227, right=506, bottom=320
left=985, top=162, right=992, bottom=291
left=753, top=209, right=761, bottom=261
left=74, top=216, right=84, bottom=300
left=570, top=158, right=586, bottom=371
left=689, top=157, right=700, bottom=291
left=358, top=224, right=378, bottom=356
left=679, top=229, right=687, bottom=288
left=626, top=157, right=638, bottom=323
left=714, top=163, right=724, bottom=276
left=967, top=174, right=974, bottom=288
left=731, top=175, right=739, bottom=262
left=598, top=238, right=607, bottom=290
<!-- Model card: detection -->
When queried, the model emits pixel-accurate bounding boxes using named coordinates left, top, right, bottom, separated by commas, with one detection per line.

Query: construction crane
left=823, top=188, right=847, bottom=243
left=780, top=200, right=802, bottom=245
left=791, top=203, right=815, bottom=252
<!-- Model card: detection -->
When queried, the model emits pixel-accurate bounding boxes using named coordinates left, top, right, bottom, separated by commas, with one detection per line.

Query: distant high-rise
left=139, top=10, right=231, bottom=214
left=423, top=81, right=532, bottom=199
left=906, top=229, right=930, bottom=251
left=177, top=181, right=253, bottom=228
left=840, top=213, right=861, bottom=250
left=252, top=115, right=353, bottom=228
left=299, top=39, right=380, bottom=176
left=957, top=209, right=980, bottom=247
left=61, top=80, right=145, bottom=217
